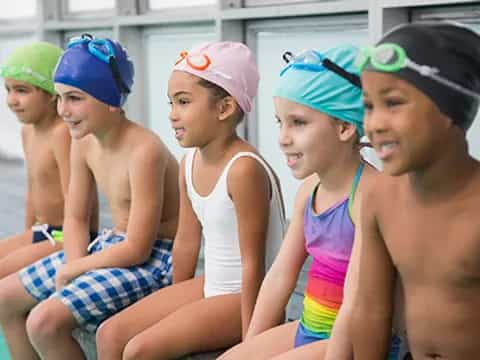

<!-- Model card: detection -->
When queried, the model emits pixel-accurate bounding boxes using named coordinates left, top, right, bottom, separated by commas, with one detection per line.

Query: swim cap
left=365, top=22, right=480, bottom=131
left=274, top=44, right=365, bottom=137
left=0, top=42, right=62, bottom=95
left=54, top=35, right=134, bottom=107
left=173, top=41, right=259, bottom=113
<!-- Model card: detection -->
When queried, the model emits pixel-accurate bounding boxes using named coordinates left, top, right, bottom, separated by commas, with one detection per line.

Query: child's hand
left=55, top=262, right=83, bottom=291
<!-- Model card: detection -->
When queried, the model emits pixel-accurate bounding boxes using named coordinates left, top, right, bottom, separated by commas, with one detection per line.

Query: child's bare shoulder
left=227, top=153, right=268, bottom=187
left=50, top=120, right=71, bottom=144
left=125, top=121, right=171, bottom=162
left=298, top=174, right=319, bottom=198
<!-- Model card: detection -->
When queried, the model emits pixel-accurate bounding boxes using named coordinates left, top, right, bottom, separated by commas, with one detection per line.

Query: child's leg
left=0, top=241, right=62, bottom=279
left=271, top=338, right=328, bottom=360
left=122, top=293, right=243, bottom=360
left=219, top=321, right=299, bottom=360
left=26, top=298, right=85, bottom=360
left=0, top=273, right=40, bottom=359
left=96, top=276, right=205, bottom=360
left=0, top=230, right=32, bottom=259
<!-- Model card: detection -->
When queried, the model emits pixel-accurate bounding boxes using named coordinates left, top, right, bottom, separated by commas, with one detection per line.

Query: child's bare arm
left=21, top=127, right=35, bottom=228
left=62, top=140, right=96, bottom=262
left=229, top=158, right=272, bottom=338
left=172, top=156, right=202, bottom=283
left=244, top=176, right=313, bottom=340
left=52, top=124, right=72, bottom=199
left=351, top=185, right=395, bottom=360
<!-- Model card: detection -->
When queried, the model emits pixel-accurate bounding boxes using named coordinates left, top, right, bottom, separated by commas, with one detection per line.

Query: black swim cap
left=367, top=22, right=480, bottom=131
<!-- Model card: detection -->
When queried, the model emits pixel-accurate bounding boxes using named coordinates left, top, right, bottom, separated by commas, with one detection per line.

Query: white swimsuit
left=185, top=149, right=286, bottom=298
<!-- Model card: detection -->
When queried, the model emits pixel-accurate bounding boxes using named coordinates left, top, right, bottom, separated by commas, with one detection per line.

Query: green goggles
left=355, top=43, right=480, bottom=102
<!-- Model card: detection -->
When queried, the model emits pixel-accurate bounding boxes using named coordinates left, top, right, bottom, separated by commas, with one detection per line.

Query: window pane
left=0, top=36, right=38, bottom=159
left=145, top=27, right=216, bottom=161
left=256, top=25, right=369, bottom=218
left=0, top=1, right=36, bottom=19
left=68, top=0, right=115, bottom=13
left=149, top=0, right=216, bottom=10
left=246, top=0, right=328, bottom=6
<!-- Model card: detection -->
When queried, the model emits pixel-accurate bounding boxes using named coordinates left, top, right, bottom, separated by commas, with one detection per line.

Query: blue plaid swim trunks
left=19, top=229, right=173, bottom=333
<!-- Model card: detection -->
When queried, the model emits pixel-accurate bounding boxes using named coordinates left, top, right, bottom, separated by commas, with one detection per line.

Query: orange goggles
left=175, top=51, right=212, bottom=71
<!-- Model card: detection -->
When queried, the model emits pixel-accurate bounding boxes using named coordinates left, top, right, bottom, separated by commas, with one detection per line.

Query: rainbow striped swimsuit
left=294, top=163, right=363, bottom=347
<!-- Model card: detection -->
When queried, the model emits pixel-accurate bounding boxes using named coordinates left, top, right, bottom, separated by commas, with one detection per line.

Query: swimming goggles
left=174, top=50, right=232, bottom=80
left=355, top=43, right=480, bottom=102
left=280, top=49, right=362, bottom=88
left=67, top=33, right=131, bottom=94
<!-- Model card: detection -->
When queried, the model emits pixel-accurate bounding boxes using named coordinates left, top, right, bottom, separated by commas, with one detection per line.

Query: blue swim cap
left=54, top=35, right=134, bottom=107
left=274, top=44, right=364, bottom=137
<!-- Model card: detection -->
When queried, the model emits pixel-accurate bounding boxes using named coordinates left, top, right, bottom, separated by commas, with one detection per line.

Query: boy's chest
left=379, top=198, right=480, bottom=287
left=25, top=140, right=58, bottom=185
left=89, top=155, right=131, bottom=206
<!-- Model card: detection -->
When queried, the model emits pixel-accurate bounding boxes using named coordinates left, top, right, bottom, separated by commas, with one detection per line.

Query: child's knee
left=96, top=319, right=128, bottom=354
left=123, top=335, right=157, bottom=360
left=26, top=301, right=67, bottom=341
left=0, top=276, right=26, bottom=318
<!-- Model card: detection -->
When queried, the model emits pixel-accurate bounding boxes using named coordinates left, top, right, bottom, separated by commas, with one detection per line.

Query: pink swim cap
left=173, top=41, right=259, bottom=113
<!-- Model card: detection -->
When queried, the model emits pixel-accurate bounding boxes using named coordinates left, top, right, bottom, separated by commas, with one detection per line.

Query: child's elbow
left=128, top=244, right=153, bottom=265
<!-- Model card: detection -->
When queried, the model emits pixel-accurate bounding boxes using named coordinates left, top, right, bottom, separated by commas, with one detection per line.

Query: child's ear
left=337, top=120, right=357, bottom=142
left=217, top=96, right=237, bottom=121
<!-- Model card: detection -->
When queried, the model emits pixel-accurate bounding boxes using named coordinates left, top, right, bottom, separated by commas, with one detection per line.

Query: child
left=95, top=41, right=286, bottom=359
left=351, top=22, right=480, bottom=359
left=219, top=44, right=376, bottom=360
left=0, top=34, right=179, bottom=359
left=0, top=42, right=80, bottom=280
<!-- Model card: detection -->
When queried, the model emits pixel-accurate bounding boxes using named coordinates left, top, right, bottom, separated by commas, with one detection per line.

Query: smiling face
left=55, top=82, right=114, bottom=140
left=167, top=70, right=222, bottom=148
left=362, top=71, right=452, bottom=176
left=5, top=78, right=55, bottom=125
left=274, top=97, right=355, bottom=180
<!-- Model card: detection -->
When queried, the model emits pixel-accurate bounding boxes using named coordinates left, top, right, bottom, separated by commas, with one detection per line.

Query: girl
left=95, top=41, right=286, bottom=360
left=219, top=44, right=376, bottom=360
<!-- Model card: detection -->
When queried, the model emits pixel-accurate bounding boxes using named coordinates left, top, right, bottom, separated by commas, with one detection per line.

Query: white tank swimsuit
left=185, top=149, right=286, bottom=298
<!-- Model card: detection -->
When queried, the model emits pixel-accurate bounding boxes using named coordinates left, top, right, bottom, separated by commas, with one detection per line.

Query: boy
left=0, top=42, right=90, bottom=279
left=0, top=34, right=179, bottom=359
left=351, top=22, right=480, bottom=359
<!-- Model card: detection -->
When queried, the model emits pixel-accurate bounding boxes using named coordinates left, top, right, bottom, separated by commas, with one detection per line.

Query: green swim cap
left=0, top=41, right=63, bottom=95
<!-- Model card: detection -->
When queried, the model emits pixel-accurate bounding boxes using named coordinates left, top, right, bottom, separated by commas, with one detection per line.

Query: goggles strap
left=322, top=58, right=361, bottom=88
left=109, top=58, right=130, bottom=94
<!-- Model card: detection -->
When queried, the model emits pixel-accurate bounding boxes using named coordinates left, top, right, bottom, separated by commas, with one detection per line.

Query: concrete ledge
left=73, top=329, right=224, bottom=360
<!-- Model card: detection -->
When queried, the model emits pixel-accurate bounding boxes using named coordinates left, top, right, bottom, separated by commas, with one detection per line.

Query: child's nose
left=278, top=124, right=292, bottom=147
left=56, top=98, right=68, bottom=117
left=364, top=110, right=388, bottom=136
left=169, top=107, right=178, bottom=122
left=6, top=92, right=19, bottom=108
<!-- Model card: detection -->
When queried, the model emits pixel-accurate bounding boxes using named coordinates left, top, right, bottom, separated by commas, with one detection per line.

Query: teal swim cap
left=0, top=41, right=63, bottom=95
left=274, top=44, right=364, bottom=137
